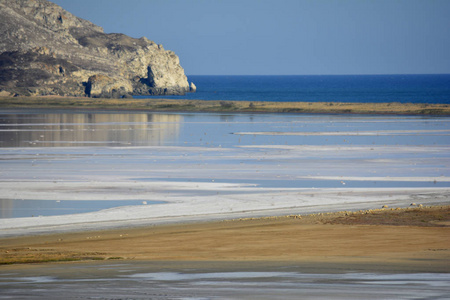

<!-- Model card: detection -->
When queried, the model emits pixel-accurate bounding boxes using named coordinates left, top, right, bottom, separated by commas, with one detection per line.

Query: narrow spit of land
left=1, top=96, right=449, bottom=115
left=1, top=205, right=449, bottom=273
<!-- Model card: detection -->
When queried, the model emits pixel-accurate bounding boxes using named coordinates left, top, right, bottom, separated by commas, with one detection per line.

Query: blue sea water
left=138, top=74, right=450, bottom=104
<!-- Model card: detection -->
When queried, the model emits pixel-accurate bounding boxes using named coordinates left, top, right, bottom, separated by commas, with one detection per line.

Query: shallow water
left=0, top=199, right=164, bottom=218
left=0, top=110, right=449, bottom=219
left=2, top=110, right=450, bottom=148
left=1, top=262, right=449, bottom=299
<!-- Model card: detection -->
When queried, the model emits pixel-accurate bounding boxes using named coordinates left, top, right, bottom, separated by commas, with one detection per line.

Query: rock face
left=0, top=0, right=193, bottom=98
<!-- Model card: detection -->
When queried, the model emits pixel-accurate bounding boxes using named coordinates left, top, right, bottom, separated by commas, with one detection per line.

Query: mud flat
left=0, top=206, right=449, bottom=299
left=0, top=205, right=450, bottom=300
left=1, top=205, right=449, bottom=269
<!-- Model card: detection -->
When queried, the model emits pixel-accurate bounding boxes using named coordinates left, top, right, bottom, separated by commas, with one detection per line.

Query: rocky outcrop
left=190, top=82, right=197, bottom=92
left=0, top=0, right=194, bottom=98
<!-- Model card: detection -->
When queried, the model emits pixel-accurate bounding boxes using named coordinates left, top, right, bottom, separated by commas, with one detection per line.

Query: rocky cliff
left=0, top=0, right=193, bottom=98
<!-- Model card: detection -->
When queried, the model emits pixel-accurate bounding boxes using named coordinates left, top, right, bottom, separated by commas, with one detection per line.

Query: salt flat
left=0, top=110, right=449, bottom=236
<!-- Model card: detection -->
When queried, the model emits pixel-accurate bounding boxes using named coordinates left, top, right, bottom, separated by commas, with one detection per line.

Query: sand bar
left=1, top=96, right=450, bottom=115
left=1, top=205, right=449, bottom=271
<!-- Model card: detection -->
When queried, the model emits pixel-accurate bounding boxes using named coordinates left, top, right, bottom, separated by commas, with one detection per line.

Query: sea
left=138, top=74, right=450, bottom=103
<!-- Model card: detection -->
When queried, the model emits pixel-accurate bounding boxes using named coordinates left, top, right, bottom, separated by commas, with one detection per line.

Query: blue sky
left=51, top=0, right=450, bottom=76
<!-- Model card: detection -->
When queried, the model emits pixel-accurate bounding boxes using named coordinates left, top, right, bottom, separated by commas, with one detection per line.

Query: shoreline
left=1, top=205, right=449, bottom=272
left=1, top=96, right=450, bottom=115
left=1, top=187, right=448, bottom=238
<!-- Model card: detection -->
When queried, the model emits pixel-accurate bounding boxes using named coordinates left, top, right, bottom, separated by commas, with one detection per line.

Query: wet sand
left=1, top=205, right=449, bottom=272
left=2, top=260, right=449, bottom=300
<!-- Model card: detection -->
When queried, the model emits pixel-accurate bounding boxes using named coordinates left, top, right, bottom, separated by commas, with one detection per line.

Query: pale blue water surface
left=1, top=110, right=450, bottom=218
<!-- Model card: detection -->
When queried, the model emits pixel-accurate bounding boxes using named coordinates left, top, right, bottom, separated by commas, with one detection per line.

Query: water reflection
left=0, top=113, right=182, bottom=147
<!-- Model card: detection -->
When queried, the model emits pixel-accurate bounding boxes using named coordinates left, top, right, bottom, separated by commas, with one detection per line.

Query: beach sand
left=1, top=205, right=449, bottom=273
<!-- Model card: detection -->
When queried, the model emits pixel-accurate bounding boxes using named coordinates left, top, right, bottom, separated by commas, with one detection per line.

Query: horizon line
left=186, top=73, right=450, bottom=77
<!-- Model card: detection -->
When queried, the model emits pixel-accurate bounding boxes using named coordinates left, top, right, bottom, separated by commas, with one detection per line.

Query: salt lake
left=0, top=109, right=449, bottom=235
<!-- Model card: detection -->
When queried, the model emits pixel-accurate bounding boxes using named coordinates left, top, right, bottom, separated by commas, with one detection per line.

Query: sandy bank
left=1, top=205, right=449, bottom=272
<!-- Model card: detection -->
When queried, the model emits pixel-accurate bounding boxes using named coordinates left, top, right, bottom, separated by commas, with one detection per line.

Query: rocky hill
left=0, top=0, right=194, bottom=98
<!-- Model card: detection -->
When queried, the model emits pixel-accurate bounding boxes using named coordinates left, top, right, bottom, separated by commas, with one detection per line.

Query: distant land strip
left=1, top=96, right=449, bottom=115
